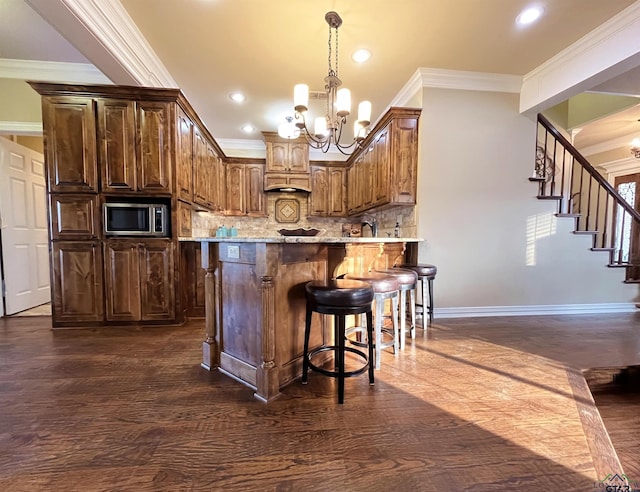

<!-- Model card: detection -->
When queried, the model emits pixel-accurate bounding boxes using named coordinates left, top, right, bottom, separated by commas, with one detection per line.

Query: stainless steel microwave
left=103, top=203, right=168, bottom=237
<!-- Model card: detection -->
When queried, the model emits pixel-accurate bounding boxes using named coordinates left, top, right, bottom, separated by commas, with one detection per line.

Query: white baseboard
left=434, top=303, right=638, bottom=318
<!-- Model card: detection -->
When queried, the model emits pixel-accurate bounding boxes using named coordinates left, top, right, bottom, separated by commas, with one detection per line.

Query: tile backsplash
left=191, top=191, right=416, bottom=238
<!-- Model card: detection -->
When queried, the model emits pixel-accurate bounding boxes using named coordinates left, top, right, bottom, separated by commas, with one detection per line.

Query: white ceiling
left=2, top=0, right=640, bottom=156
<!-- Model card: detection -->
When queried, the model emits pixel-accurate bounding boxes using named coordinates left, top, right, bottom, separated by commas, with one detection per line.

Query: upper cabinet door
left=137, top=101, right=172, bottom=193
left=289, top=143, right=310, bottom=173
left=43, top=96, right=97, bottom=193
left=176, top=108, right=194, bottom=203
left=97, top=99, right=137, bottom=193
left=266, top=141, right=288, bottom=172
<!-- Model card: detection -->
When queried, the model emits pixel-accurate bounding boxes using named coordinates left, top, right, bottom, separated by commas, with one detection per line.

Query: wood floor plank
left=1, top=313, right=639, bottom=491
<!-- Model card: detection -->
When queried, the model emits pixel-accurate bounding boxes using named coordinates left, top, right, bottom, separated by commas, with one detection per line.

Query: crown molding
left=520, top=1, right=640, bottom=114
left=0, top=58, right=110, bottom=84
left=390, top=68, right=522, bottom=109
left=26, top=0, right=176, bottom=88
left=581, top=131, right=637, bottom=156
left=0, top=121, right=43, bottom=135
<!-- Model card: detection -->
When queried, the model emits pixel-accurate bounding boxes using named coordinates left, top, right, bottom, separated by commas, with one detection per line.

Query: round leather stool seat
left=376, top=268, right=418, bottom=349
left=397, top=263, right=438, bottom=327
left=345, top=272, right=400, bottom=369
left=344, top=272, right=399, bottom=293
left=306, top=279, right=374, bottom=308
left=375, top=267, right=418, bottom=286
left=400, top=264, right=437, bottom=278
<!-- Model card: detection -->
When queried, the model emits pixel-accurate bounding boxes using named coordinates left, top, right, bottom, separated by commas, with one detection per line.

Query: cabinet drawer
left=49, top=194, right=99, bottom=240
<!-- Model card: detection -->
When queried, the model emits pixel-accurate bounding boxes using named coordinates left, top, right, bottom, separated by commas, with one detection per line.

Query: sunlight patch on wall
left=526, top=212, right=557, bottom=266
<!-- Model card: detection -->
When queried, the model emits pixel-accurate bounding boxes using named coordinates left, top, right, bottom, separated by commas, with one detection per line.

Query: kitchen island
left=194, top=236, right=420, bottom=402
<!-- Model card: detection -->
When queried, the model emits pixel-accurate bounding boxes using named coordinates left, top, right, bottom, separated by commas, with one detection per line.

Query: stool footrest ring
left=307, top=345, right=369, bottom=379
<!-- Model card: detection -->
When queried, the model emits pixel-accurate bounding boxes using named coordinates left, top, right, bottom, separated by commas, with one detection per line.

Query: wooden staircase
left=532, top=114, right=640, bottom=282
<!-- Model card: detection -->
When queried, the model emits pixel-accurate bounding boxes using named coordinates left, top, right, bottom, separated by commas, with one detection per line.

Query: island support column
left=201, top=242, right=220, bottom=370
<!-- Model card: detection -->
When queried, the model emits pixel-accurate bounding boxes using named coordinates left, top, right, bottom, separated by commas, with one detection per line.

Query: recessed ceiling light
left=229, top=92, right=246, bottom=103
left=516, top=6, right=543, bottom=26
left=352, top=49, right=371, bottom=63
left=241, top=124, right=255, bottom=133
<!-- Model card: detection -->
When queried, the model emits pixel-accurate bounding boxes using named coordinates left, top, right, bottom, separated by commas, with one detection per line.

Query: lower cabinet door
left=104, top=240, right=141, bottom=321
left=51, top=241, right=104, bottom=324
left=104, top=239, right=175, bottom=322
left=139, top=239, right=175, bottom=321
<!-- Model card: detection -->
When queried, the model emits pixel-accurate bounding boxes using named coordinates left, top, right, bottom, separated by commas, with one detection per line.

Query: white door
left=0, top=136, right=50, bottom=314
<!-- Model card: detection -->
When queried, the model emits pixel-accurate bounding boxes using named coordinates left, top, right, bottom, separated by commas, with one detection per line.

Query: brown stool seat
left=400, top=264, right=437, bottom=278
left=397, top=263, right=438, bottom=327
left=345, top=272, right=399, bottom=294
left=375, top=268, right=418, bottom=286
left=376, top=268, right=418, bottom=349
left=345, top=272, right=400, bottom=369
left=306, top=279, right=374, bottom=308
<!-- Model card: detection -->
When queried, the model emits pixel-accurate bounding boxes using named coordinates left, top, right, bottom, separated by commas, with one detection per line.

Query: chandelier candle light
left=287, top=11, right=372, bottom=155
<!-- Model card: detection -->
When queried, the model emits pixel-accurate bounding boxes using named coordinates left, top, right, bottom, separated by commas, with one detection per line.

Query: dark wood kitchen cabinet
left=51, top=241, right=104, bottom=324
left=103, top=239, right=175, bottom=322
left=225, top=161, right=266, bottom=216
left=346, top=107, right=420, bottom=214
left=176, top=107, right=194, bottom=202
left=309, top=165, right=346, bottom=217
left=96, top=99, right=172, bottom=194
left=41, top=96, right=97, bottom=193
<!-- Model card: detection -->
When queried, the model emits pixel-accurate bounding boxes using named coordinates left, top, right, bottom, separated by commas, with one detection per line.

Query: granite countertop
left=179, top=236, right=422, bottom=244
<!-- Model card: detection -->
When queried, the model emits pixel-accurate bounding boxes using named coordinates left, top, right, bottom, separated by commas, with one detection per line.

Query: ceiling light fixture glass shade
left=290, top=11, right=371, bottom=155
left=278, top=116, right=300, bottom=139
left=631, top=138, right=640, bottom=159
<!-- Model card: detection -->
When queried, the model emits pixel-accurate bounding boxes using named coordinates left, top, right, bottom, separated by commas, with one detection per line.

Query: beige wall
left=0, top=79, right=42, bottom=123
left=415, top=88, right=638, bottom=311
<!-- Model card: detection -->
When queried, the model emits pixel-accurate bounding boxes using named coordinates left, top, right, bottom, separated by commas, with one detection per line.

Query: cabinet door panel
left=139, top=240, right=175, bottom=320
left=245, top=164, right=265, bottom=216
left=49, top=194, right=99, bottom=240
left=266, top=142, right=288, bottom=172
left=137, top=101, right=172, bottom=193
left=328, top=168, right=346, bottom=216
left=391, top=118, right=418, bottom=204
left=97, top=99, right=136, bottom=192
left=104, top=241, right=141, bottom=321
left=177, top=200, right=192, bottom=237
left=289, top=143, right=310, bottom=173
left=225, top=164, right=244, bottom=215
left=375, top=130, right=390, bottom=203
left=43, top=96, right=97, bottom=193
left=176, top=108, right=193, bottom=202
left=51, top=241, right=103, bottom=323
left=309, top=167, right=329, bottom=216
left=193, top=126, right=212, bottom=208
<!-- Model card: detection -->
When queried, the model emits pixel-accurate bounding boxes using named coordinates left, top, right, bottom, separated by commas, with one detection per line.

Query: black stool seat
left=400, top=264, right=437, bottom=278
left=306, top=279, right=374, bottom=308
left=303, top=279, right=375, bottom=404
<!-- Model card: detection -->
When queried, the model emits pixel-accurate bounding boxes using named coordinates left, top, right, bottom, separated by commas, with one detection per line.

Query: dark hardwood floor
left=1, top=312, right=640, bottom=491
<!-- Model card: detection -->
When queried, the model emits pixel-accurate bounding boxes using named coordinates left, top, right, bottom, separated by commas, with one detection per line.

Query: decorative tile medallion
left=275, top=198, right=300, bottom=223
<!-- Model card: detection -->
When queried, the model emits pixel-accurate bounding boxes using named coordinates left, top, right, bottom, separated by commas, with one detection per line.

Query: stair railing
left=534, top=114, right=640, bottom=279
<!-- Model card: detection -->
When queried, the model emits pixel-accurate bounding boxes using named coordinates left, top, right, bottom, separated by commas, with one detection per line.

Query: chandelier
left=632, top=138, right=640, bottom=159
left=285, top=11, right=371, bottom=155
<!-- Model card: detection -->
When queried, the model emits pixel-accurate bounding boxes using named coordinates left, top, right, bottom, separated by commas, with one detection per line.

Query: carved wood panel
left=97, top=99, right=136, bottom=192
left=104, top=240, right=141, bottom=321
left=139, top=240, right=175, bottom=321
left=137, top=101, right=172, bottom=193
left=49, top=194, right=99, bottom=240
left=43, top=96, right=97, bottom=193
left=51, top=241, right=103, bottom=323
left=176, top=107, right=193, bottom=202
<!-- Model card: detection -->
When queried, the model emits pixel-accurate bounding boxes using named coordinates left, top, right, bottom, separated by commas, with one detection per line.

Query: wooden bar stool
left=344, top=272, right=399, bottom=369
left=398, top=264, right=437, bottom=328
left=303, top=279, right=375, bottom=404
left=375, top=267, right=418, bottom=350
